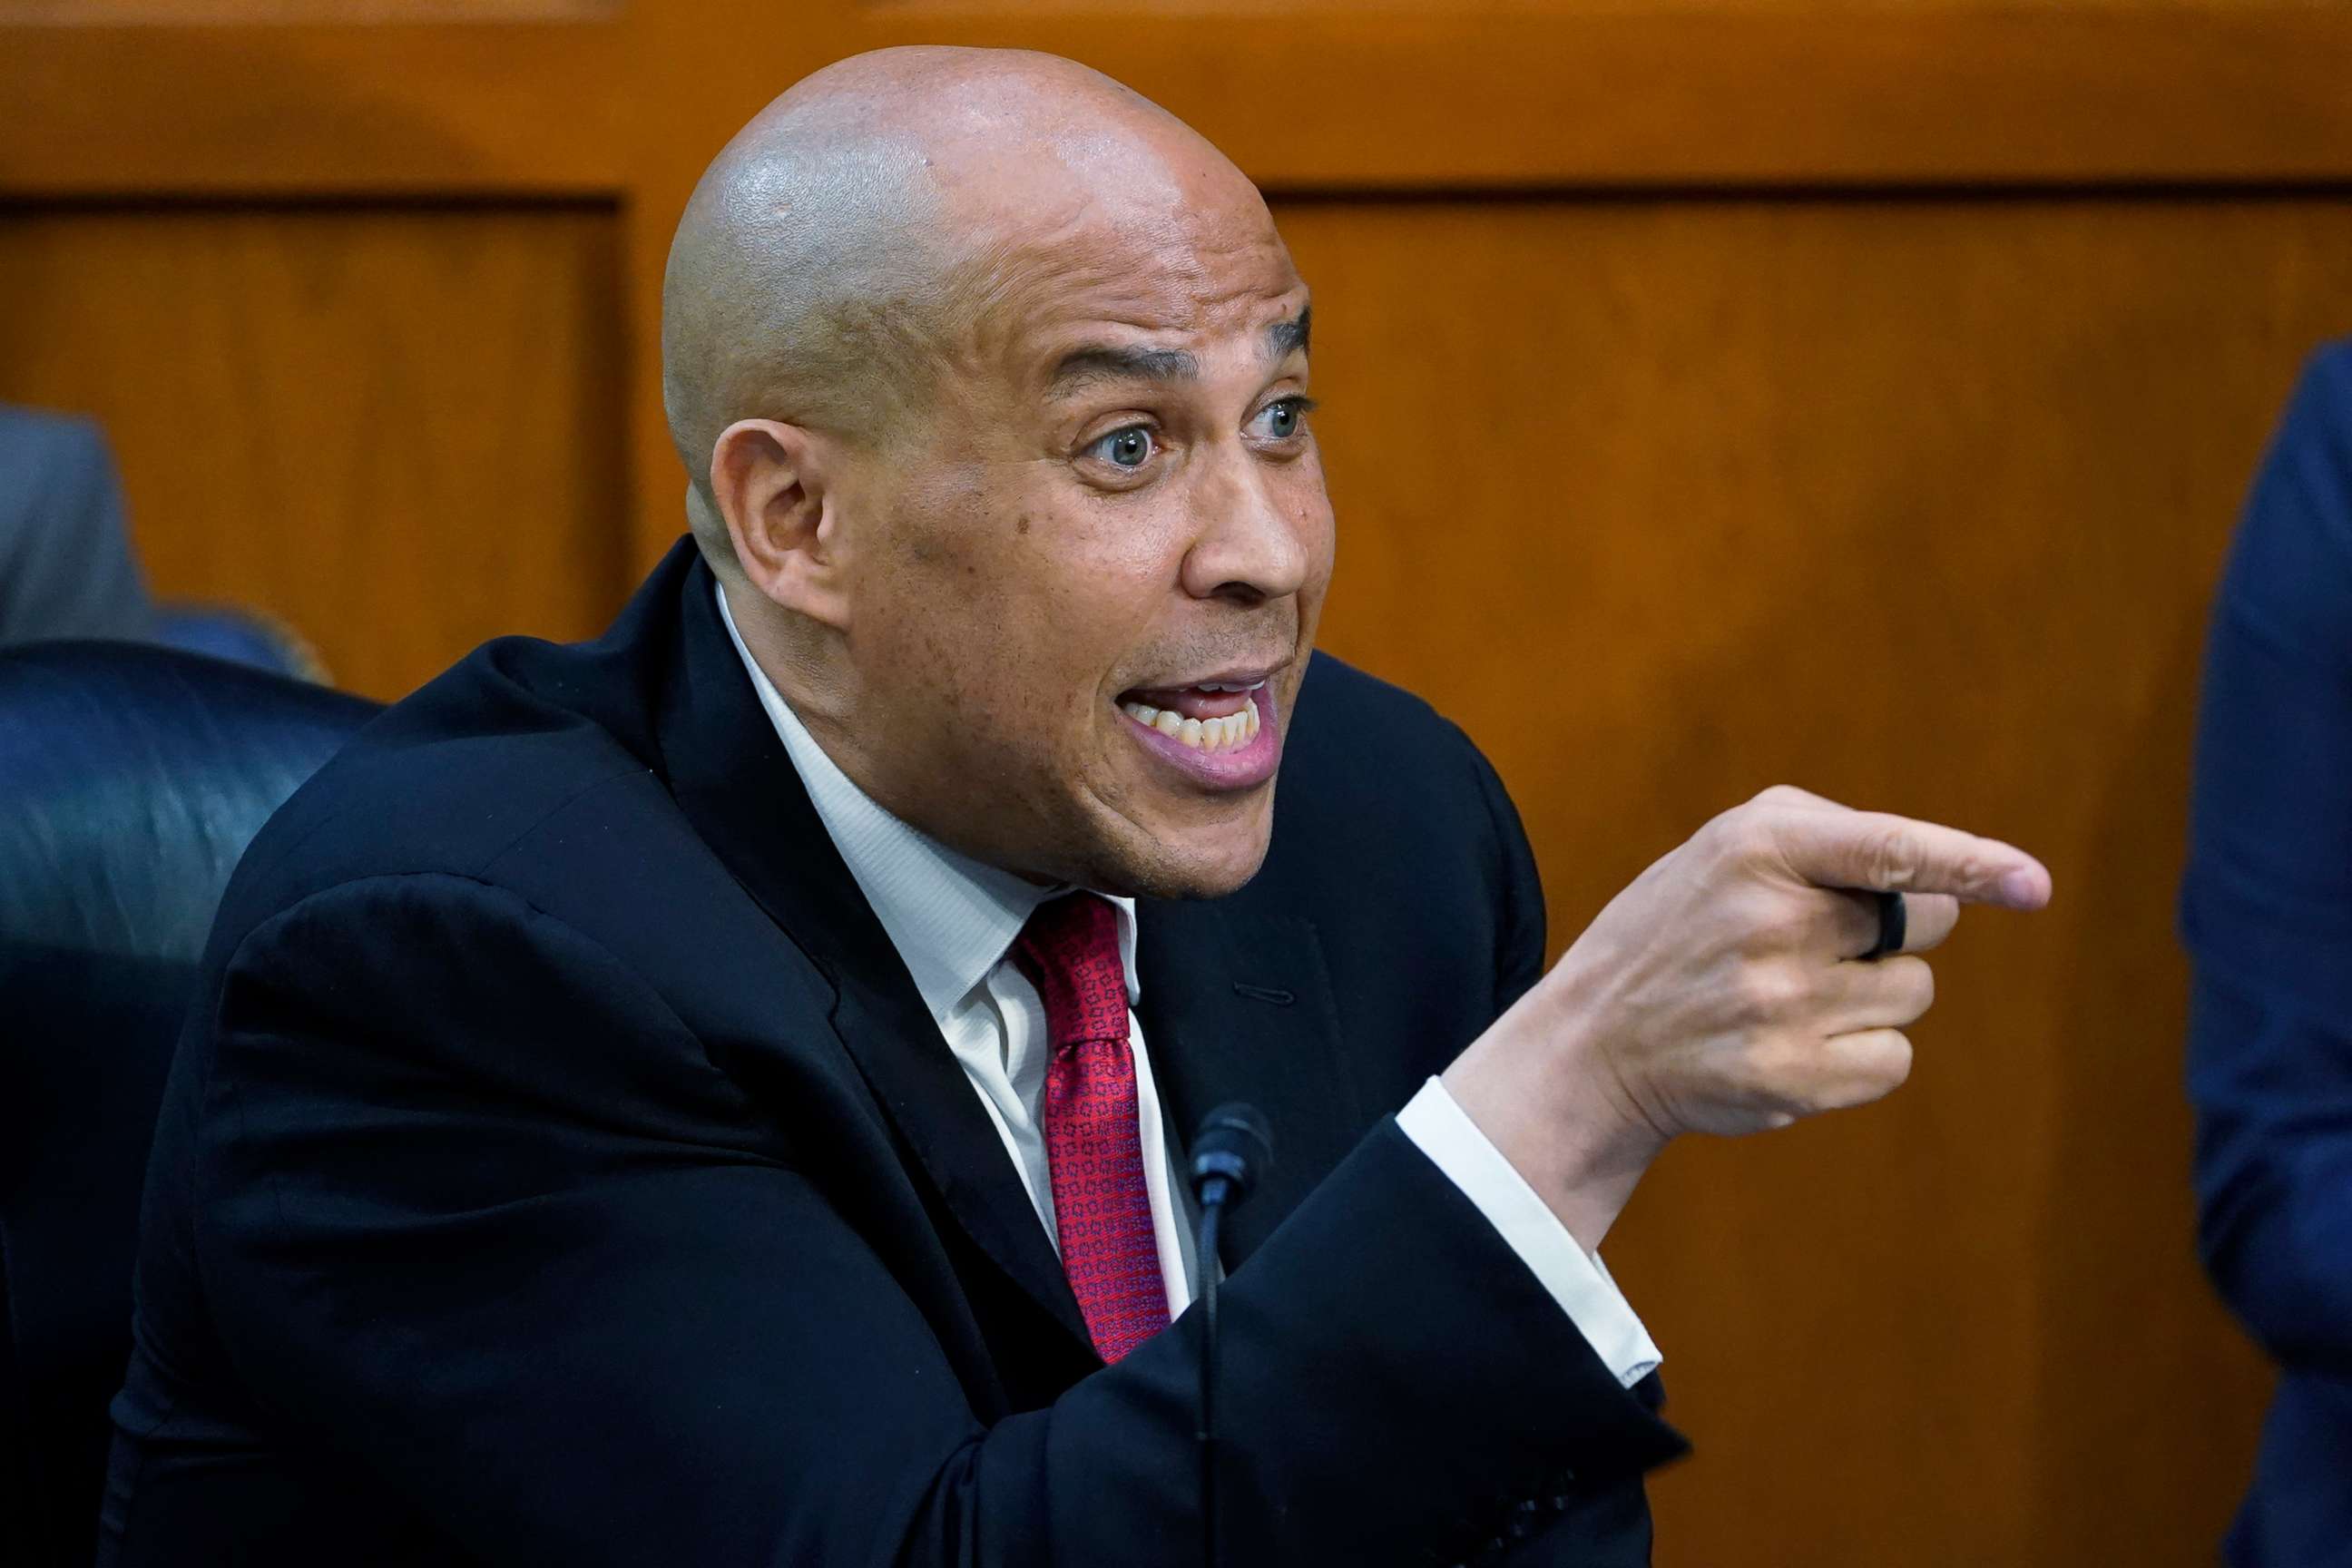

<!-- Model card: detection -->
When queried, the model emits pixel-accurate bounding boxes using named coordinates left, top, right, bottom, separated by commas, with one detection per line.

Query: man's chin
left=1088, top=812, right=1274, bottom=901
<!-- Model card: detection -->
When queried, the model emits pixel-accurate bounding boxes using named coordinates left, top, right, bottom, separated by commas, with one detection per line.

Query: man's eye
left=1087, top=426, right=1157, bottom=469
left=1254, top=397, right=1312, bottom=440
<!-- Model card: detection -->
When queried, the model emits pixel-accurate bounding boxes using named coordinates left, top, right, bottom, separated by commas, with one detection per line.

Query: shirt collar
left=716, top=581, right=1139, bottom=1025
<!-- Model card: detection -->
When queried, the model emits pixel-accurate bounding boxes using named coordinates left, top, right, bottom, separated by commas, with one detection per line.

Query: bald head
left=671, top=48, right=1324, bottom=900
left=662, top=47, right=1250, bottom=573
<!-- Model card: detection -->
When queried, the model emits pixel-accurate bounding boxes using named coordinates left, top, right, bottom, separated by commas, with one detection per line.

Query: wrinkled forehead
left=935, top=132, right=1307, bottom=390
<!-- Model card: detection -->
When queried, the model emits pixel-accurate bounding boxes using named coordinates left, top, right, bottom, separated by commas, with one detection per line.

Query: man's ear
left=710, top=418, right=852, bottom=632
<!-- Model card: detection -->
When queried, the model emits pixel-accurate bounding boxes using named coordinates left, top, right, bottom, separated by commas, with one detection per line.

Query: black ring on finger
left=1859, top=890, right=1906, bottom=961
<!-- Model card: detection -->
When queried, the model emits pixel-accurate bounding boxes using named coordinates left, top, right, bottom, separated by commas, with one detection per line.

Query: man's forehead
left=985, top=202, right=1298, bottom=312
left=1013, top=238, right=1310, bottom=369
left=950, top=196, right=1298, bottom=357
left=1040, top=300, right=1312, bottom=398
left=915, top=101, right=1306, bottom=392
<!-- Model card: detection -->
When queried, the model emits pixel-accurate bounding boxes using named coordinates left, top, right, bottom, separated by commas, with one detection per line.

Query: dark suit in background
left=101, top=540, right=1684, bottom=1566
left=2184, top=338, right=2352, bottom=1566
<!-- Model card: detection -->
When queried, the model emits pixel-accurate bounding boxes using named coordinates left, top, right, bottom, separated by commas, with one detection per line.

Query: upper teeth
left=1195, top=680, right=1265, bottom=693
left=1120, top=694, right=1262, bottom=752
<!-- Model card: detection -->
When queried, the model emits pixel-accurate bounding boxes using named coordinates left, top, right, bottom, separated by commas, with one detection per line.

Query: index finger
left=1764, top=807, right=2053, bottom=910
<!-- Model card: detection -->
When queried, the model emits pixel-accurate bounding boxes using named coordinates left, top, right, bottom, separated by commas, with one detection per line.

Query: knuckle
left=1755, top=1032, right=1817, bottom=1087
left=1906, top=960, right=1937, bottom=1016
left=1913, top=892, right=1961, bottom=939
left=1755, top=1039, right=1835, bottom=1115
left=1751, top=784, right=1810, bottom=810
left=1926, top=851, right=1984, bottom=896
left=1834, top=1031, right=1913, bottom=1107
left=1861, top=826, right=1921, bottom=890
left=1880, top=1032, right=1916, bottom=1090
left=1707, top=805, right=1780, bottom=868
left=1862, top=1029, right=1919, bottom=1091
left=1723, top=884, right=1796, bottom=943
left=1733, top=963, right=1807, bottom=1024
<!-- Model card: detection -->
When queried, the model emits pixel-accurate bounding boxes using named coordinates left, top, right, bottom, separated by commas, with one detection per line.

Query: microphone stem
left=1196, top=1191, right=1226, bottom=1568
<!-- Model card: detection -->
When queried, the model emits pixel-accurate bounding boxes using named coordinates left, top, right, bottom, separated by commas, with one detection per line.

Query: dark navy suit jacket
left=2184, top=340, right=2352, bottom=1566
left=100, top=541, right=1685, bottom=1566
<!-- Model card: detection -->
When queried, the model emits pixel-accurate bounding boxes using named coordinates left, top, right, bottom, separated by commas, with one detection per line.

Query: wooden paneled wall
left=0, top=204, right=627, bottom=697
left=1288, top=193, right=2348, bottom=1561
left=7, top=5, right=2349, bottom=1563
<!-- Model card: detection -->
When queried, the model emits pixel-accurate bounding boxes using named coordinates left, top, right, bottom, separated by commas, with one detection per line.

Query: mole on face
left=1016, top=514, right=1032, bottom=535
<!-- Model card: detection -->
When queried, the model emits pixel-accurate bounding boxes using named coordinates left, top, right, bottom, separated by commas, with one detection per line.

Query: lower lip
left=1119, top=685, right=1282, bottom=792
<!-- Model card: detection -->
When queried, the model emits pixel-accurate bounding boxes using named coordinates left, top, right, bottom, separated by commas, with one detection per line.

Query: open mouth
left=1115, top=681, right=1263, bottom=752
left=1112, top=676, right=1282, bottom=789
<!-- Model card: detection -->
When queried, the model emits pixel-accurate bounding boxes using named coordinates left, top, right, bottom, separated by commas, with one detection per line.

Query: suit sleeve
left=197, top=870, right=1682, bottom=1568
left=2182, top=342, right=2352, bottom=1378
left=1458, top=723, right=1551, bottom=1016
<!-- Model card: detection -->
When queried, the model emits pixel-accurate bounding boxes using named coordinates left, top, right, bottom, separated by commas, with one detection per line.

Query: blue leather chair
left=0, top=641, right=379, bottom=1566
left=152, top=606, right=328, bottom=682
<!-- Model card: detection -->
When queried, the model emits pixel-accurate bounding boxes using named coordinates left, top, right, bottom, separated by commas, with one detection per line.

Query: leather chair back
left=0, top=642, right=379, bottom=1566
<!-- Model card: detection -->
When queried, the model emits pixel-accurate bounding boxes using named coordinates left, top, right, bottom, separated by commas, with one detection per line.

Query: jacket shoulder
left=1283, top=650, right=1508, bottom=835
left=1293, top=649, right=1454, bottom=733
left=214, top=634, right=664, bottom=943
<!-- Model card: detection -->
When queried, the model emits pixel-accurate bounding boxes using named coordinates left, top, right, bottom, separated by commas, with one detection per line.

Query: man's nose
left=1179, top=451, right=1317, bottom=604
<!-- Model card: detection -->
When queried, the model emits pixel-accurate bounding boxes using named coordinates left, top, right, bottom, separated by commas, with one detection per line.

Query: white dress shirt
left=719, top=583, right=1659, bottom=1386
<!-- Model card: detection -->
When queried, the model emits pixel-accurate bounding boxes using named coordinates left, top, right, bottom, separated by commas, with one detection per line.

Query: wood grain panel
left=11, top=9, right=2352, bottom=202
left=0, top=24, right=623, bottom=195
left=1273, top=191, right=2351, bottom=1564
left=0, top=0, right=615, bottom=19
left=842, top=9, right=2352, bottom=181
left=0, top=203, right=632, bottom=700
left=903, top=0, right=2347, bottom=7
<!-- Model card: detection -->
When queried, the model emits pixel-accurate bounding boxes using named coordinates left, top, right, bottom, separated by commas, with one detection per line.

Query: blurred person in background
left=0, top=407, right=154, bottom=648
left=0, top=404, right=319, bottom=674
left=2183, top=338, right=2352, bottom=1567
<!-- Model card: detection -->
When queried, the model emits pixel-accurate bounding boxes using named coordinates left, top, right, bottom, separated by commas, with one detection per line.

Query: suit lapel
left=821, top=962, right=1093, bottom=1351
left=648, top=548, right=1364, bottom=1328
left=1137, top=897, right=1364, bottom=1268
left=653, top=558, right=1092, bottom=1352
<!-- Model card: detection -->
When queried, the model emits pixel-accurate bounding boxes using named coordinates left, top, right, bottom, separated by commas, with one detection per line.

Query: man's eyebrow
left=1047, top=345, right=1201, bottom=396
left=1266, top=306, right=1311, bottom=361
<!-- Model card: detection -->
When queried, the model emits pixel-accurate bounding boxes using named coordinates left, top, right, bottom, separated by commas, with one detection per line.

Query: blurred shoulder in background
left=0, top=407, right=153, bottom=649
left=0, top=404, right=319, bottom=678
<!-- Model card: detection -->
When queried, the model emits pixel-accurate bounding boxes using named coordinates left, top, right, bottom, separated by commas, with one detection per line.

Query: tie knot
left=1013, top=893, right=1128, bottom=1050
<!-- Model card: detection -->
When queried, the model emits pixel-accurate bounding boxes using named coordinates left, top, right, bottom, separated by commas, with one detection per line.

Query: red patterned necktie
left=1012, top=892, right=1171, bottom=1363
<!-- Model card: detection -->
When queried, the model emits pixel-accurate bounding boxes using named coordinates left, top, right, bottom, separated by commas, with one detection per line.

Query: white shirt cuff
left=1396, top=1076, right=1662, bottom=1388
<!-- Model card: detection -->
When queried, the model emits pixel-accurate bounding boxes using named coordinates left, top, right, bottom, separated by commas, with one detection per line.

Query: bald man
left=100, top=48, right=2049, bottom=1568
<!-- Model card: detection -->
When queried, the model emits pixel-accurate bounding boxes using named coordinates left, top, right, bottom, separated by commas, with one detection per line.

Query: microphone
left=1190, top=1102, right=1270, bottom=1568
left=1189, top=1102, right=1272, bottom=1210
